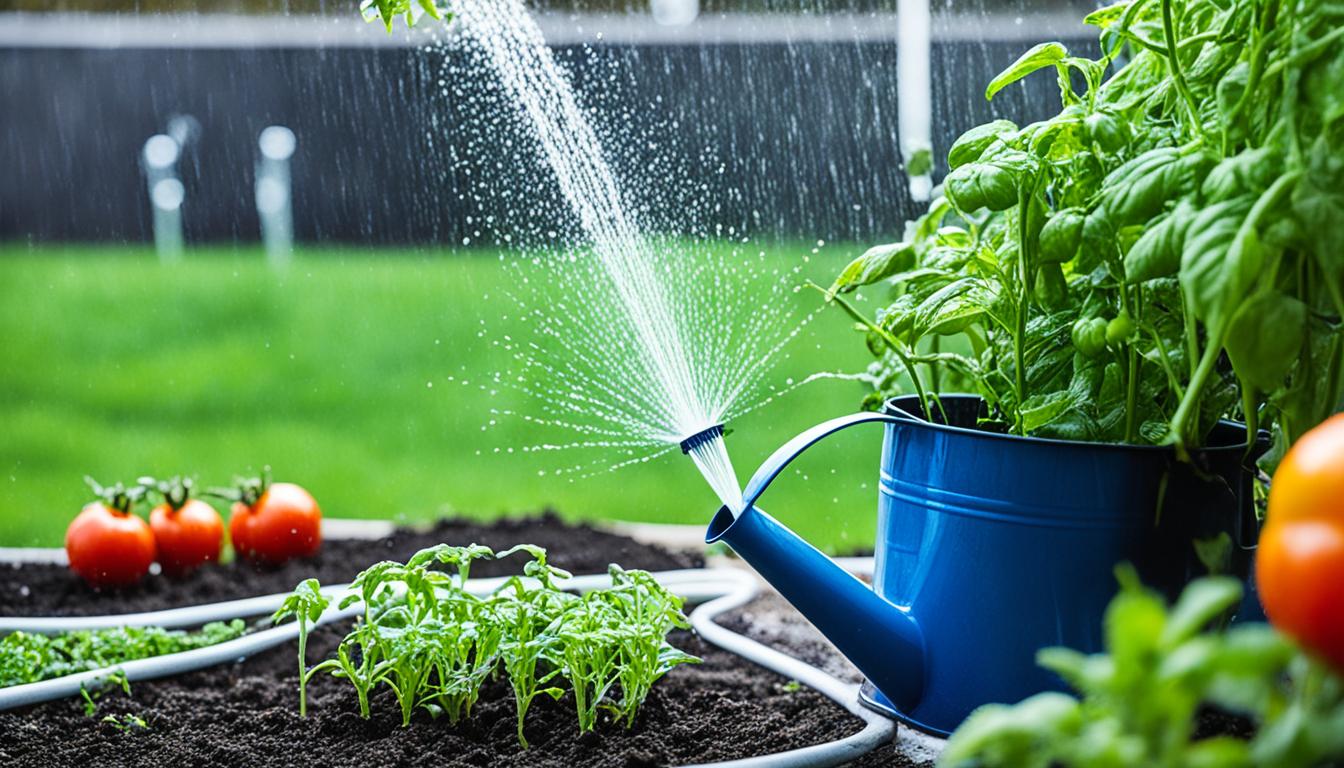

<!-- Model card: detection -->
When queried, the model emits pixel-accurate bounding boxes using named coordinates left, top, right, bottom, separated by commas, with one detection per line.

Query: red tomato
left=230, top=482, right=322, bottom=564
left=150, top=499, right=223, bottom=576
left=65, top=502, right=156, bottom=588
left=1258, top=413, right=1344, bottom=672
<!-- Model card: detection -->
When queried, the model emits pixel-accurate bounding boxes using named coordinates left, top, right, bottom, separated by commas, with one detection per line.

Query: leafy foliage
left=359, top=0, right=449, bottom=32
left=940, top=568, right=1344, bottom=768
left=0, top=620, right=246, bottom=688
left=282, top=543, right=698, bottom=747
left=832, top=0, right=1344, bottom=459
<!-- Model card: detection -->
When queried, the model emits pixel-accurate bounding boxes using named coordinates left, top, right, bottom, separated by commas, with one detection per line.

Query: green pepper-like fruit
left=1084, top=112, right=1127, bottom=153
left=1072, top=317, right=1109, bottom=358
left=1106, top=311, right=1136, bottom=345
left=1039, top=208, right=1086, bottom=263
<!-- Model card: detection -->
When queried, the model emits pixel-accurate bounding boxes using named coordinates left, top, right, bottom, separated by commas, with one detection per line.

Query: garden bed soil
left=0, top=515, right=915, bottom=766
left=0, top=512, right=701, bottom=617
left=0, top=623, right=870, bottom=768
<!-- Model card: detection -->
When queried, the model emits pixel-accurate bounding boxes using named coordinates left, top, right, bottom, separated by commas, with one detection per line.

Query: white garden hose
left=0, top=565, right=906, bottom=767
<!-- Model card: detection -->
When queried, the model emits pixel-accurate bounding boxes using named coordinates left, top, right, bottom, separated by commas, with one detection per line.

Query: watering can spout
left=706, top=505, right=924, bottom=712
left=704, top=412, right=928, bottom=715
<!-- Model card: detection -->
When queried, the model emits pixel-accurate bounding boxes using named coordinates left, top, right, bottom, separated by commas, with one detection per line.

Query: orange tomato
left=230, top=482, right=322, bottom=564
left=150, top=499, right=223, bottom=576
left=1257, top=413, right=1344, bottom=671
left=65, top=502, right=156, bottom=588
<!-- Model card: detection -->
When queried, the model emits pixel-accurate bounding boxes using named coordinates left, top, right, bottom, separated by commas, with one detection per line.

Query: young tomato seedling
left=287, top=542, right=698, bottom=745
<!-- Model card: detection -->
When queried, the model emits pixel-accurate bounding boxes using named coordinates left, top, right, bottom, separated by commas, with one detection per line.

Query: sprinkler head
left=679, top=424, right=725, bottom=455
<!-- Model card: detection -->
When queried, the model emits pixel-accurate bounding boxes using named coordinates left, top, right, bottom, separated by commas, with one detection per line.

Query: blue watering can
left=702, top=395, right=1265, bottom=736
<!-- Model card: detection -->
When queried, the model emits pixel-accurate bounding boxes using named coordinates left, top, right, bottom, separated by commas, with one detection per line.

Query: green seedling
left=101, top=713, right=150, bottom=733
left=1, top=621, right=246, bottom=689
left=291, top=542, right=697, bottom=745
left=940, top=567, right=1344, bottom=768
left=79, top=669, right=130, bottom=717
left=272, top=577, right=330, bottom=717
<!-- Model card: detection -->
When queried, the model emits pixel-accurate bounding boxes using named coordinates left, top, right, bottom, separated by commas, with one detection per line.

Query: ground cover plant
left=830, top=0, right=1343, bottom=461
left=275, top=542, right=698, bottom=746
left=0, top=620, right=247, bottom=688
left=939, top=568, right=1344, bottom=768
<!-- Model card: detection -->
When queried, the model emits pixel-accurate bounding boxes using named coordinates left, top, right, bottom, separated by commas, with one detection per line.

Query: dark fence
left=0, top=14, right=1097, bottom=245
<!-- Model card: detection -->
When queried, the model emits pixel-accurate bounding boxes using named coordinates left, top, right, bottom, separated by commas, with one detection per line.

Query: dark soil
left=0, top=621, right=870, bottom=767
left=720, top=592, right=936, bottom=768
left=0, top=516, right=900, bottom=766
left=0, top=512, right=700, bottom=617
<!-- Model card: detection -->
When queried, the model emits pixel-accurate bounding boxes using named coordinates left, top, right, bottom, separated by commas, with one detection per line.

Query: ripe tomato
left=228, top=480, right=322, bottom=564
left=1257, top=413, right=1344, bottom=671
left=143, top=476, right=222, bottom=576
left=65, top=480, right=156, bottom=589
left=150, top=499, right=223, bottom=576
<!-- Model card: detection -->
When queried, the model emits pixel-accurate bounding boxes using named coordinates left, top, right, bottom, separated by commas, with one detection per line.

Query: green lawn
left=0, top=243, right=890, bottom=552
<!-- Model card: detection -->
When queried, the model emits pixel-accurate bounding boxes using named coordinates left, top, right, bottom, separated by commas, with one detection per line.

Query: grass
left=0, top=243, right=887, bottom=552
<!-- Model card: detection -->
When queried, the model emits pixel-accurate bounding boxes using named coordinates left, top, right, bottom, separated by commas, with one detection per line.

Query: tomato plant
left=65, top=478, right=156, bottom=589
left=941, top=568, right=1344, bottom=768
left=830, top=0, right=1343, bottom=461
left=1258, top=414, right=1344, bottom=672
left=141, top=476, right=222, bottom=577
left=278, top=543, right=697, bottom=745
left=214, top=472, right=321, bottom=564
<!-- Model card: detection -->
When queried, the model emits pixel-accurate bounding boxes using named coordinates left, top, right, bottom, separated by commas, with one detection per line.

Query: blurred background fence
left=1, top=5, right=1094, bottom=244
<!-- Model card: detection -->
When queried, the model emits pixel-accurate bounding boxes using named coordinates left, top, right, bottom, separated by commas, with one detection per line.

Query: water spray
left=679, top=423, right=744, bottom=519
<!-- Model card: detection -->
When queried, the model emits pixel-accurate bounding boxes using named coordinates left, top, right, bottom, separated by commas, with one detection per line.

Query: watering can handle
left=741, top=411, right=906, bottom=511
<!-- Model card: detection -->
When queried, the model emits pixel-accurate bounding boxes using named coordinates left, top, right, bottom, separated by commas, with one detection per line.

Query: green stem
left=1161, top=0, right=1210, bottom=143
left=1146, top=323, right=1185, bottom=402
left=1182, top=292, right=1199, bottom=382
left=1221, top=0, right=1280, bottom=150
left=1171, top=341, right=1223, bottom=458
left=1013, top=188, right=1036, bottom=436
left=298, top=615, right=308, bottom=718
left=819, top=287, right=933, bottom=419
left=1124, top=345, right=1140, bottom=443
left=1170, top=171, right=1301, bottom=455
left=1240, top=382, right=1259, bottom=460
left=1262, top=22, right=1344, bottom=80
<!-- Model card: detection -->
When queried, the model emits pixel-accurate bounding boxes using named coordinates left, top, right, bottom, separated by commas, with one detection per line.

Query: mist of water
left=448, top=0, right=821, bottom=511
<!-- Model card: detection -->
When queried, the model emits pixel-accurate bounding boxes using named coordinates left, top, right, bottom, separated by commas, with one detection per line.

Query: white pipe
left=0, top=566, right=902, bottom=766
left=897, top=0, right=934, bottom=202
left=685, top=569, right=898, bottom=768
left=0, top=568, right=726, bottom=634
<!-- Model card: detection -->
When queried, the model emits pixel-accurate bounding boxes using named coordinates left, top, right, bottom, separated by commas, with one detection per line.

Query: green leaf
left=1179, top=197, right=1256, bottom=337
left=914, top=278, right=990, bottom=337
left=1083, top=1, right=1130, bottom=29
left=986, top=43, right=1069, bottom=101
left=1292, top=137, right=1344, bottom=287
left=1101, top=147, right=1200, bottom=227
left=1184, top=737, right=1253, bottom=768
left=941, top=693, right=1080, bottom=768
left=1124, top=202, right=1195, bottom=283
left=830, top=242, right=917, bottom=295
left=1160, top=576, right=1241, bottom=646
left=1225, top=292, right=1308, bottom=392
left=1019, top=390, right=1078, bottom=431
left=906, top=146, right=934, bottom=177
left=947, top=120, right=1018, bottom=170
